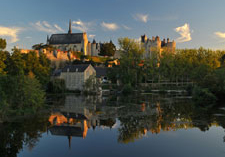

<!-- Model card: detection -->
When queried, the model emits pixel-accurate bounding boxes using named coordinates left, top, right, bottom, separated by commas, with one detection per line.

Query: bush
left=0, top=75, right=45, bottom=115
left=122, top=84, right=133, bottom=95
left=192, top=86, right=217, bottom=106
left=47, top=79, right=66, bottom=93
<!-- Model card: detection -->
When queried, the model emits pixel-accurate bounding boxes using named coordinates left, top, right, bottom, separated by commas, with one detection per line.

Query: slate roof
left=94, top=67, right=107, bottom=78
left=61, top=64, right=91, bottom=73
left=49, top=33, right=84, bottom=45
left=52, top=69, right=62, bottom=76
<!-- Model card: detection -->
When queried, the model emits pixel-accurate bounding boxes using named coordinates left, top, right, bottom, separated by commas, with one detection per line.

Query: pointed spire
left=68, top=19, right=72, bottom=34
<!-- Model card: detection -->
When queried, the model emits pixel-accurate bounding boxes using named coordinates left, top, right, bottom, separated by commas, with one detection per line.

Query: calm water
left=1, top=94, right=225, bottom=157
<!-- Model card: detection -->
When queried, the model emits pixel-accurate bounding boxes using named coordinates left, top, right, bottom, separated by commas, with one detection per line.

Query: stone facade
left=141, top=34, right=176, bottom=58
left=59, top=64, right=96, bottom=91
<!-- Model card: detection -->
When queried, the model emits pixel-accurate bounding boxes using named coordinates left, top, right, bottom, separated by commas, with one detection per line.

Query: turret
left=161, top=38, right=166, bottom=47
left=167, top=38, right=170, bottom=43
left=156, top=36, right=160, bottom=41
left=152, top=36, right=155, bottom=41
left=141, top=34, right=147, bottom=43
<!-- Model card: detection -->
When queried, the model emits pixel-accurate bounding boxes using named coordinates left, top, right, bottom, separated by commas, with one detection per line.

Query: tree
left=0, top=51, right=9, bottom=75
left=32, top=43, right=44, bottom=50
left=99, top=41, right=116, bottom=57
left=117, top=38, right=145, bottom=87
left=6, top=47, right=25, bottom=76
left=0, top=38, right=6, bottom=50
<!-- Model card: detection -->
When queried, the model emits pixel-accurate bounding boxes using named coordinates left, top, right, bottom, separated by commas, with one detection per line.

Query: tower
left=68, top=19, right=72, bottom=34
left=46, top=35, right=49, bottom=45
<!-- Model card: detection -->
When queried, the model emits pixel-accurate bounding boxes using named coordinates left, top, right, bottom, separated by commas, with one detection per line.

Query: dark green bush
left=47, top=79, right=66, bottom=93
left=122, top=84, right=133, bottom=95
left=192, top=86, right=217, bottom=106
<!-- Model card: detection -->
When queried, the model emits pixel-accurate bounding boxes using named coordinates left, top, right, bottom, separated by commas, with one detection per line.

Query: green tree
left=99, top=41, right=116, bottom=57
left=0, top=38, right=6, bottom=50
left=117, top=37, right=145, bottom=87
left=6, top=48, right=25, bottom=76
left=0, top=51, right=9, bottom=75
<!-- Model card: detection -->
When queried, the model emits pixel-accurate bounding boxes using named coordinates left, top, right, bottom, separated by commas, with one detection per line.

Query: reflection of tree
left=0, top=113, right=50, bottom=157
left=100, top=118, right=116, bottom=128
left=117, top=97, right=224, bottom=144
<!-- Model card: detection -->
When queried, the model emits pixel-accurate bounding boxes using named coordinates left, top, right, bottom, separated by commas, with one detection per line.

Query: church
left=47, top=20, right=101, bottom=56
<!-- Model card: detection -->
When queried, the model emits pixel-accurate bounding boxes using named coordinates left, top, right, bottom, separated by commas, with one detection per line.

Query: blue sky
left=1, top=0, right=225, bottom=51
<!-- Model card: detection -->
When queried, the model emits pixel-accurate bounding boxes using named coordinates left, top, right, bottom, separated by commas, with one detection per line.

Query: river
left=1, top=93, right=225, bottom=157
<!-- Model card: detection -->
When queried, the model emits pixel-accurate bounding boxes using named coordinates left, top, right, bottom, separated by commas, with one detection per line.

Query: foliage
left=32, top=43, right=44, bottom=50
left=192, top=86, right=217, bottom=106
left=117, top=37, right=145, bottom=87
left=99, top=41, right=116, bottom=57
left=0, top=75, right=45, bottom=115
left=122, top=84, right=133, bottom=95
left=0, top=38, right=6, bottom=50
left=0, top=51, right=9, bottom=75
left=47, top=79, right=66, bottom=93
left=0, top=39, right=48, bottom=118
left=84, top=75, right=100, bottom=93
left=3, top=47, right=51, bottom=87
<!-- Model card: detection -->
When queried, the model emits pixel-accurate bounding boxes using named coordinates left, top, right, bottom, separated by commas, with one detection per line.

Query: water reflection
left=0, top=113, right=50, bottom=157
left=1, top=94, right=225, bottom=157
left=48, top=95, right=117, bottom=148
left=47, top=94, right=225, bottom=144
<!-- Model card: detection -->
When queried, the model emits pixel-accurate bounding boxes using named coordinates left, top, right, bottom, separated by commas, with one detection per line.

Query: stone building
left=59, top=64, right=96, bottom=91
left=141, top=34, right=176, bottom=58
left=47, top=20, right=101, bottom=56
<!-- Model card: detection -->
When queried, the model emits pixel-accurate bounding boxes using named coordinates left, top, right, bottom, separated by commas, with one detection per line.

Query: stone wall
left=59, top=65, right=96, bottom=91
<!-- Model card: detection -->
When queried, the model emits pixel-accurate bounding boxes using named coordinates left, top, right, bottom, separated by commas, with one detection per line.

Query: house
left=59, top=64, right=96, bottom=91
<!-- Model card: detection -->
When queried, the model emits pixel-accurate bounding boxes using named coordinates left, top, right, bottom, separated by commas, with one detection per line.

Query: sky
left=1, top=0, right=225, bottom=51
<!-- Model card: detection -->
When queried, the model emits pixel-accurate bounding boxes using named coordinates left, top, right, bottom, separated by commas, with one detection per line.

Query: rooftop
left=61, top=64, right=92, bottom=72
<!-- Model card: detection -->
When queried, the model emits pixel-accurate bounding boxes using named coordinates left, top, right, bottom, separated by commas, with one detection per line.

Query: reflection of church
left=48, top=95, right=116, bottom=148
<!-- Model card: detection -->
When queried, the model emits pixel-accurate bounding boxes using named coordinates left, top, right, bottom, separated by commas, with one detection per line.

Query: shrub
left=192, top=86, right=217, bottom=106
left=122, top=84, right=133, bottom=95
left=47, top=79, right=66, bottom=93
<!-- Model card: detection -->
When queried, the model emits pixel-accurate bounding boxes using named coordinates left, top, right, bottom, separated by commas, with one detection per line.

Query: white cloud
left=0, top=26, right=22, bottom=43
left=174, top=23, right=192, bottom=43
left=101, top=22, right=119, bottom=31
left=214, top=32, right=225, bottom=41
left=31, top=21, right=64, bottom=34
left=122, top=24, right=132, bottom=30
left=88, top=34, right=96, bottom=39
left=72, top=19, right=94, bottom=32
left=133, top=13, right=148, bottom=23
left=42, top=21, right=51, bottom=28
left=54, top=24, right=64, bottom=32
